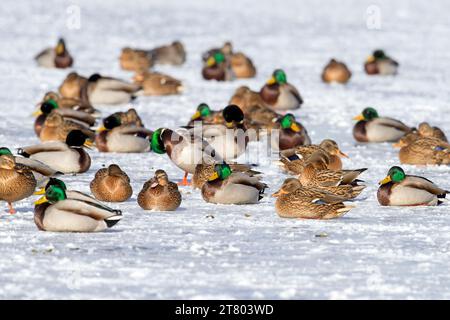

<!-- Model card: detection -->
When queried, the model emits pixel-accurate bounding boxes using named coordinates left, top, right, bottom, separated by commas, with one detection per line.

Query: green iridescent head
left=379, top=166, right=406, bottom=185
left=0, top=147, right=12, bottom=156
left=209, top=163, right=232, bottom=181
left=35, top=185, right=67, bottom=205
left=268, top=69, right=287, bottom=85
left=207, top=52, right=225, bottom=66
left=45, top=178, right=67, bottom=191
left=280, top=114, right=301, bottom=132
left=151, top=128, right=166, bottom=154
left=362, top=107, right=379, bottom=120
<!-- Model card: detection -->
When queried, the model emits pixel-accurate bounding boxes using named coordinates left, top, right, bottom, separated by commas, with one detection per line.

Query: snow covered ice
left=1, top=0, right=450, bottom=299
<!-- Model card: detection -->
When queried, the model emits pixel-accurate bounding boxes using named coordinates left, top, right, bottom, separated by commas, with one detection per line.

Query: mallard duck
left=38, top=111, right=95, bottom=142
left=18, top=130, right=92, bottom=174
left=192, top=163, right=260, bottom=190
left=230, top=52, right=256, bottom=78
left=202, top=42, right=233, bottom=62
left=201, top=164, right=266, bottom=204
left=229, top=86, right=270, bottom=113
left=0, top=153, right=37, bottom=214
left=34, top=184, right=122, bottom=232
left=272, top=178, right=353, bottom=219
left=35, top=38, right=73, bottom=69
left=187, top=103, right=223, bottom=126
left=198, top=105, right=249, bottom=160
left=353, top=107, right=412, bottom=142
left=298, top=152, right=367, bottom=187
left=120, top=48, right=153, bottom=71
left=1, top=147, right=61, bottom=188
left=202, top=52, right=233, bottom=81
left=90, top=165, right=132, bottom=202
left=95, top=120, right=153, bottom=153
left=378, top=166, right=448, bottom=206
left=418, top=122, right=447, bottom=142
left=34, top=99, right=97, bottom=137
left=272, top=113, right=311, bottom=150
left=150, top=128, right=224, bottom=185
left=398, top=137, right=450, bottom=165
left=260, top=69, right=303, bottom=110
left=59, top=72, right=142, bottom=106
left=365, top=50, right=399, bottom=75
left=281, top=139, right=348, bottom=171
left=322, top=59, right=352, bottom=84
left=34, top=178, right=105, bottom=206
left=38, top=91, right=98, bottom=115
left=148, top=41, right=186, bottom=66
left=103, top=108, right=144, bottom=128
left=137, top=170, right=182, bottom=211
left=133, top=71, right=183, bottom=96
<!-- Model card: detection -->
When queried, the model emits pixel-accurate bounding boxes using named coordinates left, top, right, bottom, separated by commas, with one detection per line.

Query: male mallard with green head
left=353, top=107, right=412, bottom=142
left=378, top=166, right=448, bottom=206
left=260, top=69, right=303, bottom=110
left=202, top=52, right=233, bottom=81
left=35, top=38, right=73, bottom=69
left=272, top=113, right=311, bottom=150
left=365, top=50, right=399, bottom=75
left=34, top=184, right=122, bottom=232
left=201, top=164, right=266, bottom=205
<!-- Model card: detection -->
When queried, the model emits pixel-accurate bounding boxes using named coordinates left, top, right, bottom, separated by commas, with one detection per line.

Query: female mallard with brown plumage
left=260, top=69, right=303, bottom=110
left=18, top=130, right=92, bottom=174
left=353, top=107, right=412, bottom=142
left=378, top=166, right=448, bottom=206
left=34, top=184, right=122, bottom=232
left=148, top=41, right=186, bottom=66
left=39, top=112, right=95, bottom=143
left=35, top=38, right=73, bottom=69
left=418, top=122, right=447, bottom=142
left=201, top=164, right=266, bottom=205
left=398, top=137, right=450, bottom=165
left=34, top=100, right=96, bottom=137
left=0, top=152, right=37, bottom=214
left=321, top=59, right=352, bottom=84
left=137, top=170, right=181, bottom=211
left=280, top=139, right=348, bottom=171
left=272, top=178, right=353, bottom=219
left=90, top=165, right=132, bottom=202
left=202, top=52, right=233, bottom=81
left=364, top=50, right=399, bottom=75
left=120, top=48, right=153, bottom=71
left=297, top=151, right=367, bottom=188
left=133, top=71, right=183, bottom=96
left=272, top=113, right=311, bottom=151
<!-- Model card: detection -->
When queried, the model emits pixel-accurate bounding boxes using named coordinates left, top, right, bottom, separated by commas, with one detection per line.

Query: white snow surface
left=1, top=0, right=450, bottom=299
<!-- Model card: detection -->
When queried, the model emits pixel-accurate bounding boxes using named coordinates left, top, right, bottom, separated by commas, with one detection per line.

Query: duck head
left=206, top=52, right=225, bottom=67
left=353, top=107, right=379, bottom=121
left=150, top=128, right=167, bottom=154
left=191, top=103, right=212, bottom=120
left=280, top=113, right=301, bottom=132
left=379, top=166, right=406, bottom=185
left=267, top=69, right=287, bottom=85
left=208, top=163, right=232, bottom=181
left=35, top=184, right=67, bottom=205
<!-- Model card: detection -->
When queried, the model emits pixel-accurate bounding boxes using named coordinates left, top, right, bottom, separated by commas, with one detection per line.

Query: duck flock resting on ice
left=0, top=38, right=448, bottom=232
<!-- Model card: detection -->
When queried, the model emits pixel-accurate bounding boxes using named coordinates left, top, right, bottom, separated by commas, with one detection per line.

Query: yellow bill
left=366, top=55, right=375, bottom=63
left=191, top=111, right=201, bottom=120
left=353, top=114, right=365, bottom=121
left=34, top=188, right=46, bottom=196
left=208, top=171, right=219, bottom=181
left=206, top=56, right=215, bottom=67
left=266, top=76, right=276, bottom=85
left=35, top=196, right=49, bottom=205
left=290, top=122, right=301, bottom=132
left=379, top=176, right=392, bottom=185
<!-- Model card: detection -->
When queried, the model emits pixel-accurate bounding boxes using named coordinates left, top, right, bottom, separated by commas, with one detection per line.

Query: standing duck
left=137, top=170, right=182, bottom=211
left=0, top=153, right=37, bottom=214
left=202, top=52, right=233, bottom=81
left=353, top=107, right=412, bottom=142
left=35, top=38, right=73, bottom=69
left=378, top=166, right=448, bottom=206
left=260, top=69, right=303, bottom=110
left=150, top=128, right=224, bottom=185
left=364, top=50, right=399, bottom=75
left=272, top=113, right=311, bottom=151
left=18, top=130, right=92, bottom=174
left=322, top=59, right=352, bottom=84
left=272, top=178, right=353, bottom=219
left=201, top=164, right=266, bottom=205
left=90, top=165, right=132, bottom=202
left=34, top=184, right=122, bottom=232
left=133, top=71, right=183, bottom=96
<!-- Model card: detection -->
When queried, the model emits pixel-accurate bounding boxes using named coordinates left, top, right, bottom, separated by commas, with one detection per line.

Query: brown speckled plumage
left=138, top=170, right=181, bottom=211
left=90, top=164, right=132, bottom=202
